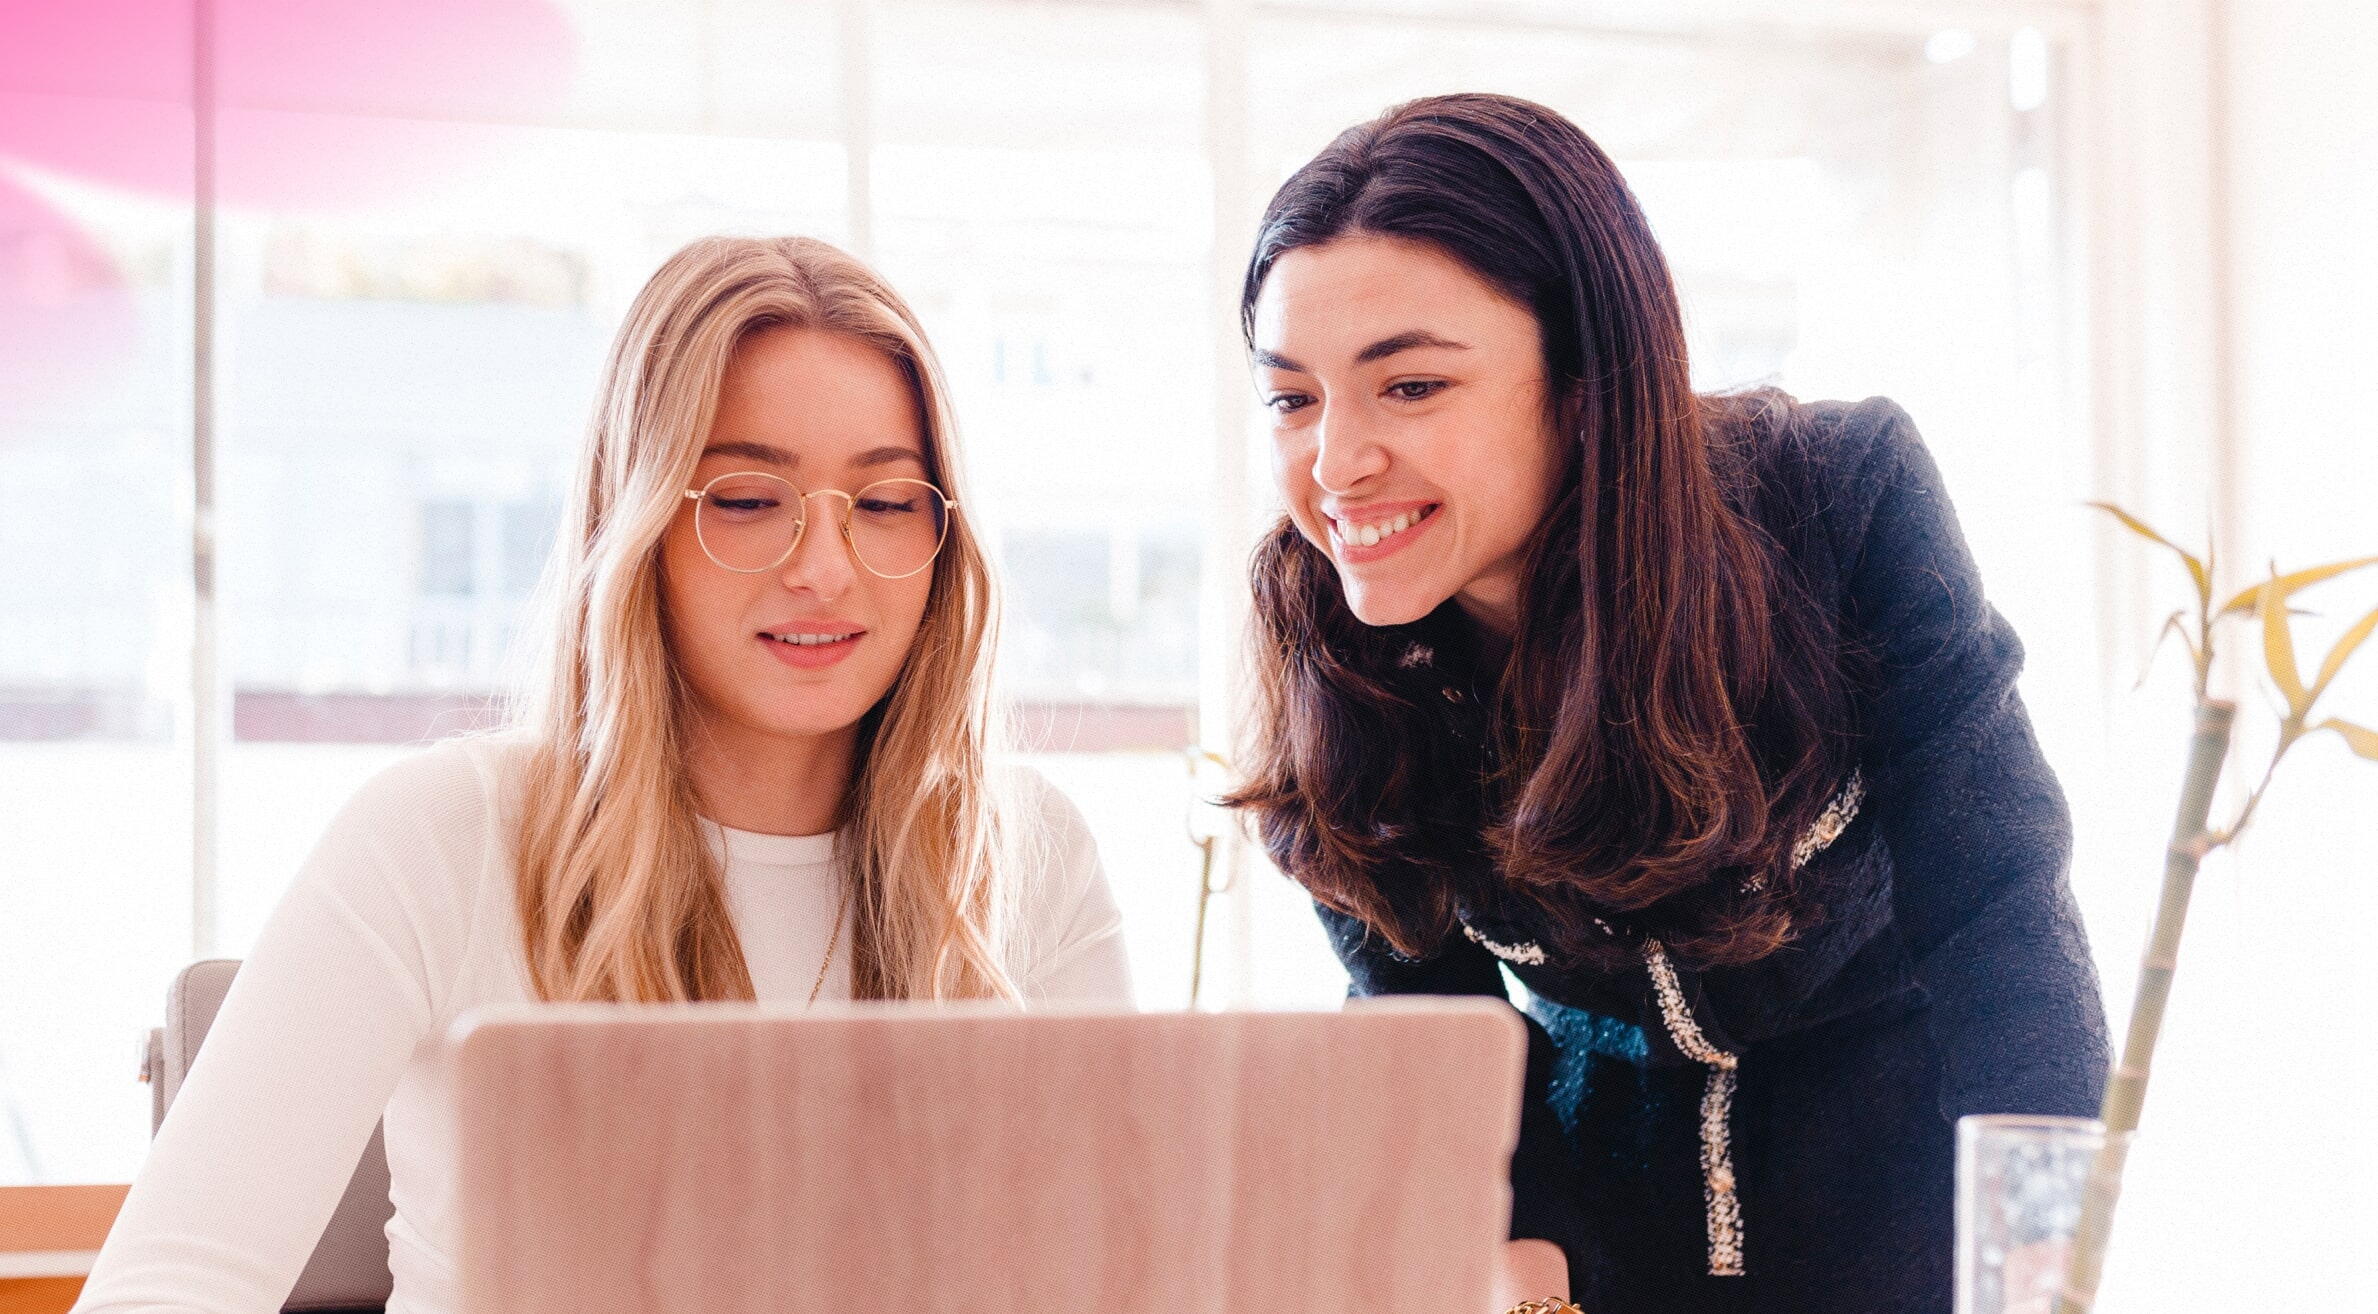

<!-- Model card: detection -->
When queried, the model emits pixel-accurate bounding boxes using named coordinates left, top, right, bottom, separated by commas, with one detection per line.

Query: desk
left=0, top=1185, right=124, bottom=1314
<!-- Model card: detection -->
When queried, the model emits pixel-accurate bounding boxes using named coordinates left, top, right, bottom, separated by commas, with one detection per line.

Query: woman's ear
left=1556, top=375, right=1589, bottom=417
left=1547, top=377, right=1588, bottom=463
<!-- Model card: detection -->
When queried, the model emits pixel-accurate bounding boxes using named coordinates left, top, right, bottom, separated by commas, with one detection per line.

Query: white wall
left=2091, top=3, right=2378, bottom=1309
left=2227, top=2, right=2378, bottom=568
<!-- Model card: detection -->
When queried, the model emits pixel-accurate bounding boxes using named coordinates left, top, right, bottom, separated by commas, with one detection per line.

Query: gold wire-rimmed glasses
left=682, top=471, right=957, bottom=580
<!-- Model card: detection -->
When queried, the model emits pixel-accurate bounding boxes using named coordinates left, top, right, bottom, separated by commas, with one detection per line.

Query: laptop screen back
left=452, top=1000, right=1524, bottom=1314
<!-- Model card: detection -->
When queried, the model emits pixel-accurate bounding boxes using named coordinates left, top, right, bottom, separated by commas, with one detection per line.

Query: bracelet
left=1507, top=1301, right=1583, bottom=1314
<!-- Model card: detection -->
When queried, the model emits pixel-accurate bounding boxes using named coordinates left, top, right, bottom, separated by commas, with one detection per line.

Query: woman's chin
left=705, top=693, right=878, bottom=747
left=1341, top=582, right=1445, bottom=629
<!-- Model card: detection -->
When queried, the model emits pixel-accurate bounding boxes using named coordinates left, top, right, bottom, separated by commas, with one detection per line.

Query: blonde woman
left=75, top=236, right=1133, bottom=1314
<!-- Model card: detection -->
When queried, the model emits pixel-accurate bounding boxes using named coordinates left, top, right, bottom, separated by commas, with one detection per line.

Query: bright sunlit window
left=0, top=0, right=2091, bottom=1177
left=4, top=4, right=2365, bottom=1310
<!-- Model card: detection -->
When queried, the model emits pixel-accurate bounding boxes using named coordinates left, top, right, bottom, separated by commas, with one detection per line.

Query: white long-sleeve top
left=74, top=734, right=1134, bottom=1314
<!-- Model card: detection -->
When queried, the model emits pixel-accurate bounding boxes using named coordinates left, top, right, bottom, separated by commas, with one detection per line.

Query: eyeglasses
left=681, top=472, right=957, bottom=580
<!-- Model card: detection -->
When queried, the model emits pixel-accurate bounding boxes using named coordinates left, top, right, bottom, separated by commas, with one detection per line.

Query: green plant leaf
left=2089, top=502, right=2210, bottom=608
left=2311, top=603, right=2378, bottom=700
left=2261, top=568, right=2309, bottom=718
left=2218, top=555, right=2378, bottom=616
left=2318, top=718, right=2378, bottom=761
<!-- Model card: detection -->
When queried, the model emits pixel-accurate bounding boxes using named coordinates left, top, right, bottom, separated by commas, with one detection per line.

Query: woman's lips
left=757, top=631, right=861, bottom=669
left=1330, top=504, right=1441, bottom=565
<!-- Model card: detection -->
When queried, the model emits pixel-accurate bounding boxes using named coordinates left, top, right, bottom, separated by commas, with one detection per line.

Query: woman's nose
left=1310, top=406, right=1390, bottom=494
left=777, top=493, right=858, bottom=598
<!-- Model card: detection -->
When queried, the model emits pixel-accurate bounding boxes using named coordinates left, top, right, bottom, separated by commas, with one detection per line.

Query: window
left=0, top=51, right=195, bottom=1175
left=2, top=0, right=2094, bottom=1185
left=416, top=501, right=477, bottom=600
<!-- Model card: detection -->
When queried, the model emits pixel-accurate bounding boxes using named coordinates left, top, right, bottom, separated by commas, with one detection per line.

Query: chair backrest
left=152, top=959, right=394, bottom=1314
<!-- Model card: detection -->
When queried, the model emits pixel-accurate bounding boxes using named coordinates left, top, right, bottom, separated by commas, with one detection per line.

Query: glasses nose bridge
left=795, top=488, right=861, bottom=545
left=783, top=487, right=861, bottom=567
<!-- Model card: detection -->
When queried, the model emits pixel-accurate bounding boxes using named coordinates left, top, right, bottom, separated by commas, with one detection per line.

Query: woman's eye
left=1386, top=379, right=1448, bottom=401
left=710, top=496, right=778, bottom=513
left=1266, top=392, right=1314, bottom=414
left=856, top=497, right=918, bottom=516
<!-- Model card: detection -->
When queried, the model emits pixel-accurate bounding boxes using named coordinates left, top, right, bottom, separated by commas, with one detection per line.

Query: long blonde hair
left=511, top=235, right=1014, bottom=1003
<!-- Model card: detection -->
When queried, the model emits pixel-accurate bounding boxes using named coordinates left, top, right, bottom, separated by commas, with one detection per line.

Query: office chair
left=144, top=959, right=392, bottom=1314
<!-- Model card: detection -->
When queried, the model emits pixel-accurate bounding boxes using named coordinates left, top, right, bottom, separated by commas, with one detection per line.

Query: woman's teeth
left=1339, top=507, right=1429, bottom=548
left=767, top=633, right=853, bottom=647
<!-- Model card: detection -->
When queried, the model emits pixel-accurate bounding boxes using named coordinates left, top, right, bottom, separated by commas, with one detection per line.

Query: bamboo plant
left=2052, top=506, right=2378, bottom=1313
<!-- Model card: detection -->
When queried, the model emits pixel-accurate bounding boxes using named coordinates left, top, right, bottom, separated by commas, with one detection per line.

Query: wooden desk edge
left=0, top=1185, right=126, bottom=1255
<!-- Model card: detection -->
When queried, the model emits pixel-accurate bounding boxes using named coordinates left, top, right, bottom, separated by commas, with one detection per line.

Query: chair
left=142, top=959, right=393, bottom=1314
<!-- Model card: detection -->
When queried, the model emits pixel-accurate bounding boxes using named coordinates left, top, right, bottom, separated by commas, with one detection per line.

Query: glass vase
left=1955, top=1113, right=2131, bottom=1314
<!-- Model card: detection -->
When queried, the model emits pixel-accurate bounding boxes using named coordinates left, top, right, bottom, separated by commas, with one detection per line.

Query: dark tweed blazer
left=1314, top=396, right=2110, bottom=1314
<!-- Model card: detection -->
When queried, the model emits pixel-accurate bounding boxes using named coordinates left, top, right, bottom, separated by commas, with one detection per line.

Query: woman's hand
left=1492, top=1238, right=1571, bottom=1312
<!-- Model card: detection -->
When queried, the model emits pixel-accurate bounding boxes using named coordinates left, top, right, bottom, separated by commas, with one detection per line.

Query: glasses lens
left=848, top=479, right=951, bottom=578
left=694, top=472, right=803, bottom=571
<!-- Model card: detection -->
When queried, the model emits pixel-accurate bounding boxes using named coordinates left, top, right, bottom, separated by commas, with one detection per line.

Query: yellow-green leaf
left=2313, top=603, right=2378, bottom=700
left=2261, top=568, right=2309, bottom=717
left=2218, top=555, right=2378, bottom=616
left=2089, top=502, right=2211, bottom=607
left=2135, top=610, right=2194, bottom=690
left=2318, top=717, right=2378, bottom=761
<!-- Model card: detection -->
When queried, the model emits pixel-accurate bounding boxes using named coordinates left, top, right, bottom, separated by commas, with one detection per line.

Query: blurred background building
left=1, top=2, right=2369, bottom=1308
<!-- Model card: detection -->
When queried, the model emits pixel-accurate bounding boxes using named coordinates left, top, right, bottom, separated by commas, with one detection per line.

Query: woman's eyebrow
left=853, top=445, right=927, bottom=469
left=1253, top=331, right=1472, bottom=374
left=699, top=442, right=925, bottom=469
left=1354, top=330, right=1471, bottom=364
left=702, top=440, right=797, bottom=466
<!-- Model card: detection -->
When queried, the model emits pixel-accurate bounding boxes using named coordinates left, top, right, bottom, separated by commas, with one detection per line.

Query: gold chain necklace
left=806, top=888, right=848, bottom=1006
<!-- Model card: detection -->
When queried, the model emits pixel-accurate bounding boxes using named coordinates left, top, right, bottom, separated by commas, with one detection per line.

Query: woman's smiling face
left=659, top=325, right=938, bottom=752
left=1250, top=234, right=1565, bottom=633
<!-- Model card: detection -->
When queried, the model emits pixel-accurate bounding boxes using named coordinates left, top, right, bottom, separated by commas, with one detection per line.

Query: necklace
left=807, top=888, right=849, bottom=1006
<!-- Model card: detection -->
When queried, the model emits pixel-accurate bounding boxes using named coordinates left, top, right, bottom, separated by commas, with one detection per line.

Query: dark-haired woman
left=1227, top=94, right=2108, bottom=1314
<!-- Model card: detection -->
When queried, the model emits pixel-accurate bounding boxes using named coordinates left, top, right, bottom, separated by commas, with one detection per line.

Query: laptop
left=450, top=999, right=1524, bottom=1314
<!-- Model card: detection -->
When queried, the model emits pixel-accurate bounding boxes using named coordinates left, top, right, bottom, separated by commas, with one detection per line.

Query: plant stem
left=2212, top=724, right=2296, bottom=846
left=2054, top=699, right=2237, bottom=1313
left=1188, top=834, right=1216, bottom=1007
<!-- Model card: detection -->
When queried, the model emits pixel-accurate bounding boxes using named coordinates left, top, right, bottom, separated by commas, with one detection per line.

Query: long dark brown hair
left=1226, top=94, right=1862, bottom=970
